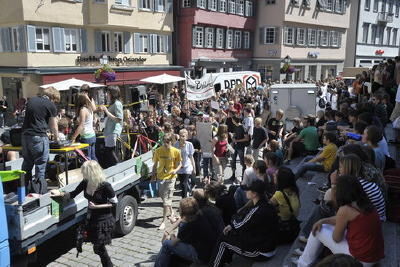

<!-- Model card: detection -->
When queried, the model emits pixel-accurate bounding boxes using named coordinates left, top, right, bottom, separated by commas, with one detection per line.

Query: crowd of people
left=1, top=56, right=399, bottom=267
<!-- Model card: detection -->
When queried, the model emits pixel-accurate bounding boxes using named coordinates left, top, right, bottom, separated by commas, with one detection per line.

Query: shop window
left=234, top=31, right=242, bottom=49
left=205, top=27, right=214, bottom=48
left=284, top=27, right=295, bottom=45
left=308, top=29, right=317, bottom=46
left=193, top=26, right=204, bottom=47
left=65, top=29, right=79, bottom=52
left=243, top=31, right=250, bottom=49
left=114, top=32, right=123, bottom=52
left=219, top=0, right=227, bottom=11
left=216, top=28, right=224, bottom=48
left=226, top=29, right=233, bottom=49
left=35, top=27, right=51, bottom=51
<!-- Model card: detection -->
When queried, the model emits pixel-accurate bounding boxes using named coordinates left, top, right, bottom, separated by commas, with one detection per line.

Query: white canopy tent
left=40, top=78, right=104, bottom=91
left=140, top=73, right=185, bottom=97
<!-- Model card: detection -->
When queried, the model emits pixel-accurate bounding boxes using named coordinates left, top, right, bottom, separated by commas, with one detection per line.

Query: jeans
left=21, top=135, right=49, bottom=194
left=193, top=152, right=201, bottom=176
left=202, top=157, right=214, bottom=179
left=177, top=173, right=191, bottom=198
left=213, top=156, right=229, bottom=182
left=80, top=136, right=97, bottom=161
left=234, top=186, right=248, bottom=209
left=155, top=239, right=199, bottom=267
left=295, top=156, right=325, bottom=180
left=231, top=147, right=245, bottom=177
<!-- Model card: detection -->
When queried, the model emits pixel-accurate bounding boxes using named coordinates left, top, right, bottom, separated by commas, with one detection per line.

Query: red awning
left=41, top=69, right=182, bottom=86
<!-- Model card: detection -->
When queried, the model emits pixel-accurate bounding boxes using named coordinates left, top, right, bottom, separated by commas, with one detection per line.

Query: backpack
left=318, top=97, right=327, bottom=109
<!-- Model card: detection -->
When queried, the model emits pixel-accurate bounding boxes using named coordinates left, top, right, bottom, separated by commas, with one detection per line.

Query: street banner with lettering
left=185, top=73, right=216, bottom=101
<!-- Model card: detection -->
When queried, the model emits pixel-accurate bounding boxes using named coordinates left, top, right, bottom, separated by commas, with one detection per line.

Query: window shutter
left=259, top=27, right=265, bottom=44
left=26, top=25, right=36, bottom=52
left=275, top=27, right=280, bottom=44
left=80, top=29, right=87, bottom=53
left=167, top=35, right=171, bottom=53
left=150, top=34, right=157, bottom=53
left=52, top=27, right=65, bottom=53
left=338, top=32, right=342, bottom=47
left=139, top=0, right=143, bottom=8
left=0, top=28, right=12, bottom=52
left=153, top=0, right=159, bottom=11
left=17, top=26, right=26, bottom=52
left=134, top=33, right=141, bottom=53
left=95, top=31, right=102, bottom=53
left=123, top=32, right=132, bottom=53
left=150, top=0, right=154, bottom=10
left=192, top=27, right=197, bottom=47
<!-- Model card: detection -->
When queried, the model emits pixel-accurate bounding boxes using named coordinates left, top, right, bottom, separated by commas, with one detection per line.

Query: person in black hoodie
left=211, top=179, right=279, bottom=267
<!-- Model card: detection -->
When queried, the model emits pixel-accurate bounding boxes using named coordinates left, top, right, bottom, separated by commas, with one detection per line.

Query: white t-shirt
left=243, top=116, right=254, bottom=136
left=174, top=141, right=194, bottom=174
left=395, top=84, right=400, bottom=103
left=242, top=167, right=258, bottom=186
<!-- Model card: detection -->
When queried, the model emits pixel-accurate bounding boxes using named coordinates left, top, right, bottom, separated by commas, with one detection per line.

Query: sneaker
left=291, top=257, right=299, bottom=265
left=292, top=248, right=303, bottom=256
left=298, top=235, right=308, bottom=243
left=318, top=185, right=330, bottom=193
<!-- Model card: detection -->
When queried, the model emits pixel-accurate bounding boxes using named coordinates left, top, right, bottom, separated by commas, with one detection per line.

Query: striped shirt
left=359, top=179, right=386, bottom=221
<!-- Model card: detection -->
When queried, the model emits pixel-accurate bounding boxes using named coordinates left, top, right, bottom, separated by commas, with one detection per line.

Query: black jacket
left=230, top=198, right=278, bottom=253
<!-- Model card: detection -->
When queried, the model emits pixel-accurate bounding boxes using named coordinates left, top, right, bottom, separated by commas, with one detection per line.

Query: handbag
left=278, top=191, right=300, bottom=244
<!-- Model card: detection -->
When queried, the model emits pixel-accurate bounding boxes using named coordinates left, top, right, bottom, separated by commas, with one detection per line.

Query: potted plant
left=94, top=64, right=116, bottom=83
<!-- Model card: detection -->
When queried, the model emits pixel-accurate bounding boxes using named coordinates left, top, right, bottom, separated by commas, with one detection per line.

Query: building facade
left=253, top=0, right=351, bottom=82
left=0, top=0, right=180, bottom=107
left=345, top=0, right=400, bottom=68
left=176, top=0, right=256, bottom=77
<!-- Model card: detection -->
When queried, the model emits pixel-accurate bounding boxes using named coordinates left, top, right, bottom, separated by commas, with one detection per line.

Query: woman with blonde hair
left=51, top=160, right=117, bottom=267
left=71, top=93, right=97, bottom=160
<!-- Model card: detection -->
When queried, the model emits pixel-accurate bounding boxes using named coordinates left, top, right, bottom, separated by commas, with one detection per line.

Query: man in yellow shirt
left=152, top=134, right=182, bottom=230
left=295, top=132, right=337, bottom=180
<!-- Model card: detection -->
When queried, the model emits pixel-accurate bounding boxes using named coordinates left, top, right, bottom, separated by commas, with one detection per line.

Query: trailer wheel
left=115, top=195, right=138, bottom=235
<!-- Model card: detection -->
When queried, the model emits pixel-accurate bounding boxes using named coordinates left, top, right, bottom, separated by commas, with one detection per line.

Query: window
left=236, top=0, right=244, bottom=15
left=330, top=31, right=340, bottom=47
left=226, top=29, right=233, bottom=49
left=139, top=34, right=149, bottom=52
left=392, top=28, right=398, bottom=45
left=115, top=0, right=130, bottom=5
left=243, top=31, right=250, bottom=48
left=95, top=0, right=105, bottom=2
left=208, top=0, right=217, bottom=10
left=64, top=29, right=79, bottom=52
left=396, top=1, right=400, bottom=17
left=234, top=31, right=242, bottom=48
left=389, top=0, right=394, bottom=12
left=197, top=0, right=206, bottom=8
left=284, top=27, right=295, bottom=45
left=373, top=0, right=379, bottom=11
left=228, top=0, right=235, bottom=13
left=156, top=0, right=165, bottom=11
left=193, top=26, right=204, bottom=47
left=362, top=23, right=370, bottom=43
left=114, top=32, right=123, bottom=52
left=335, top=0, right=344, bottom=13
left=319, top=30, right=329, bottom=46
left=11, top=27, right=20, bottom=52
left=386, top=27, right=392, bottom=45
left=381, top=0, right=387, bottom=12
left=296, top=28, right=306, bottom=46
left=308, top=29, right=317, bottom=46
left=183, top=0, right=191, bottom=7
left=365, top=0, right=371, bottom=10
left=378, top=25, right=384, bottom=44
left=205, top=27, right=214, bottom=48
left=101, top=31, right=111, bottom=52
left=140, top=0, right=152, bottom=9
left=245, top=1, right=253, bottom=16
left=35, top=27, right=51, bottom=51
left=326, top=0, right=334, bottom=11
left=154, top=35, right=167, bottom=53
left=216, top=28, right=224, bottom=48
left=219, top=0, right=227, bottom=11
left=265, top=27, right=276, bottom=44
left=371, top=24, right=377, bottom=44
left=265, top=0, right=275, bottom=3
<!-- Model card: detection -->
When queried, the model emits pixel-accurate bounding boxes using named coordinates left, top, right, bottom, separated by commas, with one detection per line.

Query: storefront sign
left=76, top=56, right=147, bottom=65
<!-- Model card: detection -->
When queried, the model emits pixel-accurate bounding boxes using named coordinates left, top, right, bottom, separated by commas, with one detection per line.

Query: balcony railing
left=377, top=12, right=394, bottom=23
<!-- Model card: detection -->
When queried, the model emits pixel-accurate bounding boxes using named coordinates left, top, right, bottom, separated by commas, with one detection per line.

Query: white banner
left=185, top=73, right=216, bottom=101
